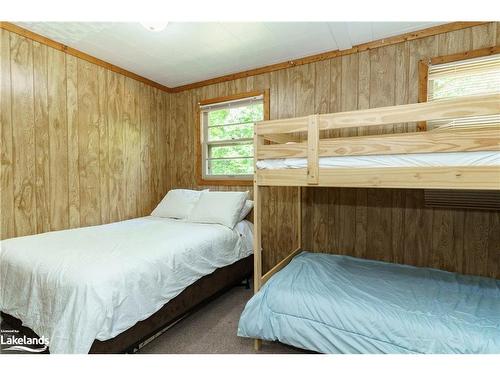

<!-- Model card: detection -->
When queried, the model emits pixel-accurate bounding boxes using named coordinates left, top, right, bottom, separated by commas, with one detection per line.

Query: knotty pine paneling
left=167, top=22, right=500, bottom=278
left=0, top=29, right=169, bottom=240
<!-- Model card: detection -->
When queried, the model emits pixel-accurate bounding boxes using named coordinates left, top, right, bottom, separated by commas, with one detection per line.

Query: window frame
left=196, top=90, right=270, bottom=186
left=418, top=46, right=499, bottom=131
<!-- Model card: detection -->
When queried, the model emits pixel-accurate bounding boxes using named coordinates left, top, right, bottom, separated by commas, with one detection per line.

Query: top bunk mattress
left=256, top=151, right=500, bottom=170
left=238, top=252, right=500, bottom=354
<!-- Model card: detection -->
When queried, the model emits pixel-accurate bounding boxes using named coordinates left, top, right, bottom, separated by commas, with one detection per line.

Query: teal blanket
left=238, top=252, right=500, bottom=353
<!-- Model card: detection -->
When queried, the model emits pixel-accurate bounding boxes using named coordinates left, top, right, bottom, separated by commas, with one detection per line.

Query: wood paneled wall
left=0, top=29, right=169, bottom=240
left=166, top=22, right=500, bottom=278
left=2, top=23, right=499, bottom=279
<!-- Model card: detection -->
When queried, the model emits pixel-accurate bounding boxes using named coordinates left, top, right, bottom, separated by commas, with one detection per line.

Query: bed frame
left=251, top=93, right=500, bottom=349
left=1, top=254, right=253, bottom=354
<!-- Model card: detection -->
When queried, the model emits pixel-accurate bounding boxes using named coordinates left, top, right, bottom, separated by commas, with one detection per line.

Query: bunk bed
left=239, top=93, right=500, bottom=354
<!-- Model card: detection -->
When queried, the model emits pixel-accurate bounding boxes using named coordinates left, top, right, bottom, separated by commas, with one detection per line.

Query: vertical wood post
left=253, top=184, right=262, bottom=294
left=307, top=114, right=320, bottom=184
left=297, top=187, right=302, bottom=249
left=253, top=131, right=264, bottom=351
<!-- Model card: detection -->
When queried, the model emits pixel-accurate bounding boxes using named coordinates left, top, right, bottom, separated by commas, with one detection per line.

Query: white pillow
left=238, top=200, right=254, bottom=222
left=151, top=189, right=206, bottom=219
left=189, top=191, right=248, bottom=228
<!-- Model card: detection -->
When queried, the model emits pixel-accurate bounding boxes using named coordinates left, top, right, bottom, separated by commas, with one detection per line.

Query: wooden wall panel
left=78, top=60, right=101, bottom=226
left=167, top=22, right=500, bottom=278
left=97, top=66, right=110, bottom=224
left=337, top=55, right=358, bottom=256
left=33, top=41, right=50, bottom=234
left=471, top=23, right=495, bottom=49
left=0, top=29, right=170, bottom=240
left=107, top=71, right=125, bottom=223
left=66, top=54, right=80, bottom=228
left=157, top=88, right=168, bottom=204
left=354, top=51, right=370, bottom=258
left=47, top=48, right=69, bottom=230
left=0, top=29, right=15, bottom=239
left=150, top=84, right=159, bottom=207
left=10, top=33, right=36, bottom=237
left=310, top=61, right=330, bottom=253
left=497, top=22, right=500, bottom=46
left=2, top=23, right=499, bottom=279
left=394, top=42, right=409, bottom=133
left=124, top=78, right=142, bottom=219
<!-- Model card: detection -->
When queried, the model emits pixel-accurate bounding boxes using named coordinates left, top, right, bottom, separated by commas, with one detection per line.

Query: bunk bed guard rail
left=254, top=93, right=500, bottom=189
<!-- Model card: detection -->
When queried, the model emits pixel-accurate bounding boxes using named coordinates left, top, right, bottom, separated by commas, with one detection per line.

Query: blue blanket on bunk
left=238, top=252, right=500, bottom=353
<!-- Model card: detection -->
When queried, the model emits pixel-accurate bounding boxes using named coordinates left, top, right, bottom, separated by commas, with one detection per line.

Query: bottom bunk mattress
left=237, top=252, right=500, bottom=354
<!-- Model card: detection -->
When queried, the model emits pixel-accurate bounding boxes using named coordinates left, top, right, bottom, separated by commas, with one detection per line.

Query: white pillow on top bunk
left=189, top=191, right=248, bottom=229
left=151, top=189, right=207, bottom=219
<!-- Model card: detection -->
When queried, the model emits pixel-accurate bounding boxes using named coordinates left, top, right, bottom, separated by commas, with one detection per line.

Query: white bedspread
left=256, top=151, right=500, bottom=169
left=0, top=217, right=253, bottom=354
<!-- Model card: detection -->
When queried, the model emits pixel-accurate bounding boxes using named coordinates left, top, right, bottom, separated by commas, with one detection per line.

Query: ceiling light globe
left=140, top=22, right=168, bottom=32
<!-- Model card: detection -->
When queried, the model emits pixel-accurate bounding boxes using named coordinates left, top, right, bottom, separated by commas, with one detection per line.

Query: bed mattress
left=0, top=217, right=253, bottom=354
left=238, top=252, right=500, bottom=354
left=256, top=150, right=500, bottom=169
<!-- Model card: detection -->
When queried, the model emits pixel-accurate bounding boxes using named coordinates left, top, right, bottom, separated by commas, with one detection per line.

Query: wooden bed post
left=297, top=186, right=302, bottom=249
left=307, top=114, right=320, bottom=185
left=253, top=182, right=262, bottom=351
left=253, top=183, right=262, bottom=295
left=253, top=130, right=264, bottom=351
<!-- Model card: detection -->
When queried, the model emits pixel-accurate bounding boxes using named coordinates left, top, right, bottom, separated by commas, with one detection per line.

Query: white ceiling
left=17, top=22, right=444, bottom=88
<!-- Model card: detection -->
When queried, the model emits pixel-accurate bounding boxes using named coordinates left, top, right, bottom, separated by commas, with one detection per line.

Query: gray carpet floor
left=137, top=285, right=306, bottom=354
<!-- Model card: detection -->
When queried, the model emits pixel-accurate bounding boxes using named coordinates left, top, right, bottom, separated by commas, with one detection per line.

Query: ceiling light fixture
left=140, top=22, right=169, bottom=32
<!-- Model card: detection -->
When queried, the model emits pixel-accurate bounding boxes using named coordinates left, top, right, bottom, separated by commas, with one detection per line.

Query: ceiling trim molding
left=170, top=21, right=488, bottom=93
left=1, top=21, right=488, bottom=94
left=0, top=21, right=173, bottom=93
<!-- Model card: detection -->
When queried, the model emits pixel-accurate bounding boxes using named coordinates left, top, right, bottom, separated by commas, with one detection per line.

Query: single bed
left=0, top=216, right=253, bottom=354
left=238, top=252, right=500, bottom=354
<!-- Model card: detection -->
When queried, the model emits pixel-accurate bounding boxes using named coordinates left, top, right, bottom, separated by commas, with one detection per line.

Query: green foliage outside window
left=205, top=101, right=264, bottom=176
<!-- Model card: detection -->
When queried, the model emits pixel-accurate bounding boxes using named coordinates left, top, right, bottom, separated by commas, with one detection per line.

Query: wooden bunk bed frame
left=251, top=93, right=500, bottom=350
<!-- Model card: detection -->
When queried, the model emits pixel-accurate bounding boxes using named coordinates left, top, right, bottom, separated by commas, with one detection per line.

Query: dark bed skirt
left=1, top=254, right=253, bottom=354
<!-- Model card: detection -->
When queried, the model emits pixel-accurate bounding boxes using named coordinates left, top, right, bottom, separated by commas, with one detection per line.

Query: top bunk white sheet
left=0, top=217, right=253, bottom=354
left=256, top=151, right=500, bottom=170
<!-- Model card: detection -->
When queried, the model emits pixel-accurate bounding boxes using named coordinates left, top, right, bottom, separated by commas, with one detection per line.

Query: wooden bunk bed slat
left=260, top=247, right=302, bottom=285
left=318, top=126, right=500, bottom=157
left=261, top=133, right=301, bottom=144
left=257, top=126, right=500, bottom=159
left=256, top=93, right=500, bottom=135
left=257, top=142, right=308, bottom=159
left=257, top=166, right=500, bottom=190
left=319, top=93, right=500, bottom=131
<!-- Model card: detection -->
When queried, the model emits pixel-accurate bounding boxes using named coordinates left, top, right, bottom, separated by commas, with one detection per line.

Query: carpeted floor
left=137, top=285, right=306, bottom=354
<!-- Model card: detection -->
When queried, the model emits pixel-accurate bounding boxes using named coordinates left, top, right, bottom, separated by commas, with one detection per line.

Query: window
left=197, top=92, right=267, bottom=184
left=425, top=52, right=500, bottom=129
